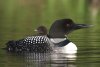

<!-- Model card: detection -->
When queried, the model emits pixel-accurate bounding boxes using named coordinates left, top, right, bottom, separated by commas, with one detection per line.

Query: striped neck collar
left=50, top=38, right=70, bottom=47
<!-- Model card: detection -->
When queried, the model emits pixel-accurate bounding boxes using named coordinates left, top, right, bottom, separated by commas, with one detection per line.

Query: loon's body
left=6, top=19, right=91, bottom=53
left=6, top=36, right=52, bottom=52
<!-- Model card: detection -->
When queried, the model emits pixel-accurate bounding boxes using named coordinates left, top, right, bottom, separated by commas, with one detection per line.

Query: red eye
left=66, top=24, right=70, bottom=27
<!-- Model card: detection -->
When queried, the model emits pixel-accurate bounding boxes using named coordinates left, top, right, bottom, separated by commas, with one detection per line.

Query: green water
left=0, top=33, right=100, bottom=67
left=0, top=0, right=100, bottom=67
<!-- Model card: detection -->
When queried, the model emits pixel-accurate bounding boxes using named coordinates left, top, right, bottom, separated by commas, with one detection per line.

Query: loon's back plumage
left=6, top=36, right=52, bottom=52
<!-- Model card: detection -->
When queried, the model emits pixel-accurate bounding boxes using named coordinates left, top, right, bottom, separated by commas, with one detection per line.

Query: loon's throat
left=50, top=38, right=66, bottom=43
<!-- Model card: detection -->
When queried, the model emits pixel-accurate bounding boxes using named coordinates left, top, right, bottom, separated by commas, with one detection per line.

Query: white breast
left=50, top=38, right=77, bottom=54
left=62, top=42, right=77, bottom=54
left=54, top=42, right=77, bottom=54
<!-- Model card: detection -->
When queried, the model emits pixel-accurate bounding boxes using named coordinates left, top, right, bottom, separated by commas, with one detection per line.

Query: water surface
left=0, top=31, right=100, bottom=67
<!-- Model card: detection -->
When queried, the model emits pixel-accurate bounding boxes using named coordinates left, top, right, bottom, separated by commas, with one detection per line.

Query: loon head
left=49, top=19, right=92, bottom=38
left=35, top=26, right=48, bottom=35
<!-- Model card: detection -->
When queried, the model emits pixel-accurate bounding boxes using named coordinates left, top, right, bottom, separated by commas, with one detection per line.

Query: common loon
left=6, top=19, right=91, bottom=53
